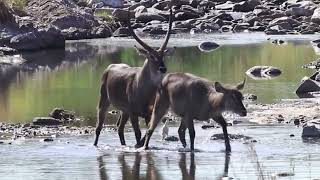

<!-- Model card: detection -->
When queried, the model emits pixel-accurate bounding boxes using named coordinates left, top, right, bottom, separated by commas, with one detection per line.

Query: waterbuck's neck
left=136, top=59, right=159, bottom=92
left=209, top=92, right=226, bottom=116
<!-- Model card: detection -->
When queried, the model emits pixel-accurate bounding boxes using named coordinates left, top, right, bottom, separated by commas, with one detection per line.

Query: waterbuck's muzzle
left=159, top=66, right=167, bottom=73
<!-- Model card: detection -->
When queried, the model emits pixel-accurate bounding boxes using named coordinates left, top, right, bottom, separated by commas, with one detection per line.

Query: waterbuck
left=93, top=8, right=174, bottom=147
left=141, top=73, right=247, bottom=152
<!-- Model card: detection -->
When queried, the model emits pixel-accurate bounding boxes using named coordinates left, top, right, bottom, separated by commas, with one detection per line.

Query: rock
left=233, top=0, right=261, bottom=12
left=164, top=136, right=179, bottom=141
left=43, top=138, right=54, bottom=142
left=244, top=93, right=258, bottom=101
left=136, top=13, right=166, bottom=23
left=32, top=117, right=64, bottom=126
left=285, top=7, right=314, bottom=17
left=26, top=0, right=112, bottom=40
left=0, top=47, right=18, bottom=55
left=113, top=27, right=130, bottom=37
left=296, top=77, right=320, bottom=94
left=302, top=59, right=320, bottom=70
left=210, top=133, right=253, bottom=141
left=201, top=124, right=216, bottom=129
left=112, top=9, right=133, bottom=22
left=233, top=23, right=250, bottom=32
left=290, top=134, right=295, bottom=137
left=311, top=7, right=320, bottom=24
left=246, top=66, right=282, bottom=79
left=302, top=125, right=320, bottom=138
left=175, top=11, right=200, bottom=21
left=198, top=41, right=220, bottom=52
left=9, top=27, right=65, bottom=51
left=49, top=108, right=75, bottom=121
left=86, top=0, right=123, bottom=8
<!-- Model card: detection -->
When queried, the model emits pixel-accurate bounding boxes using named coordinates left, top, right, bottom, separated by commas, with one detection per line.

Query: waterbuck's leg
left=185, top=117, right=195, bottom=151
left=139, top=115, right=151, bottom=146
left=118, top=112, right=129, bottom=146
left=178, top=120, right=187, bottom=148
left=94, top=83, right=110, bottom=146
left=130, top=115, right=143, bottom=148
left=215, top=116, right=231, bottom=152
left=143, top=92, right=169, bottom=149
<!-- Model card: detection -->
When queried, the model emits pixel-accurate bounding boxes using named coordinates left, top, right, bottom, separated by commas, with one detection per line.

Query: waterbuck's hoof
left=134, top=143, right=143, bottom=148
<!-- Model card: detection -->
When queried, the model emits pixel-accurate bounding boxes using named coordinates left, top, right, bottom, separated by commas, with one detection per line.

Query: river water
left=1, top=33, right=320, bottom=179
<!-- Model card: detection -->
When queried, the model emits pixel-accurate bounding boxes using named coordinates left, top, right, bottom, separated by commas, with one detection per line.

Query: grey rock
left=113, top=27, right=129, bottom=37
left=198, top=41, right=220, bottom=52
left=210, top=133, right=253, bottom=141
left=33, top=117, right=64, bottom=126
left=285, top=7, right=314, bottom=17
left=136, top=13, right=166, bottom=23
left=312, top=7, right=320, bottom=24
left=246, top=66, right=282, bottom=79
left=112, top=9, right=133, bottom=22
left=302, top=125, right=320, bottom=137
left=86, top=0, right=123, bottom=8
left=164, top=136, right=179, bottom=141
left=233, top=0, right=261, bottom=12
left=175, top=11, right=200, bottom=21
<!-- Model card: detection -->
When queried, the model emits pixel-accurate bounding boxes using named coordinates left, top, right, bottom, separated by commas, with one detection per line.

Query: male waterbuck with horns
left=93, top=8, right=174, bottom=147
left=141, top=73, right=247, bottom=152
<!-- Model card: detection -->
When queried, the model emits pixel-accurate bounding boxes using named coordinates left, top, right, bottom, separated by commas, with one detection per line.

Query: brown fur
left=142, top=73, right=247, bottom=152
left=93, top=8, right=174, bottom=146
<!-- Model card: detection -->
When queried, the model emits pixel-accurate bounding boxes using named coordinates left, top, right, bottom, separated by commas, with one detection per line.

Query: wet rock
left=175, top=11, right=200, bottom=21
left=285, top=7, right=314, bottom=17
left=294, top=119, right=300, bottom=126
left=198, top=41, right=220, bottom=52
left=296, top=73, right=320, bottom=94
left=201, top=124, right=216, bottom=129
left=302, top=59, right=320, bottom=70
left=246, top=66, right=282, bottom=80
left=210, top=133, right=253, bottom=141
left=32, top=117, right=63, bottom=126
left=43, top=138, right=54, bottom=142
left=290, top=134, right=295, bottom=137
left=164, top=136, right=179, bottom=141
left=244, top=93, right=258, bottom=101
left=302, top=125, right=320, bottom=138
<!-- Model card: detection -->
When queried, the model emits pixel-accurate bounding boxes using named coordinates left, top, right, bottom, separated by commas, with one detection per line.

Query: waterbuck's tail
left=94, top=71, right=110, bottom=146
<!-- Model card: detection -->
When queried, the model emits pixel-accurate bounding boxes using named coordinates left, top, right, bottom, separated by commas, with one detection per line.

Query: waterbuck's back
left=104, top=64, right=141, bottom=112
left=162, top=73, right=213, bottom=120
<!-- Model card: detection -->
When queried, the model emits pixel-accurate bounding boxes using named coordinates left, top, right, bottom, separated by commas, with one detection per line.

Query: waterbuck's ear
left=134, top=46, right=148, bottom=56
left=236, top=78, right=246, bottom=90
left=214, top=82, right=225, bottom=93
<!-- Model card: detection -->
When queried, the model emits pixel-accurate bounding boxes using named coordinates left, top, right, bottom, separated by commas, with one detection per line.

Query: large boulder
left=302, top=125, right=320, bottom=138
left=86, top=0, right=123, bottom=8
left=311, top=7, right=320, bottom=24
left=233, top=0, right=261, bottom=12
left=9, top=26, right=65, bottom=51
left=26, top=0, right=113, bottom=39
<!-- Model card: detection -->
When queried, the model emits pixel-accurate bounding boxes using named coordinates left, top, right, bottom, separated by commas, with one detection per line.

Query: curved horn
left=236, top=78, right=246, bottom=90
left=159, top=7, right=174, bottom=53
left=127, top=12, right=155, bottom=52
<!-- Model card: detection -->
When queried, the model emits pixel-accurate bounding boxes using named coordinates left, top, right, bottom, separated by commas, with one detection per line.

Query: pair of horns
left=127, top=7, right=174, bottom=55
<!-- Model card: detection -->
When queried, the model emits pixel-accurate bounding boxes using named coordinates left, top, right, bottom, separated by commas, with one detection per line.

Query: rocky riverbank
left=107, top=0, right=320, bottom=37
left=0, top=0, right=114, bottom=53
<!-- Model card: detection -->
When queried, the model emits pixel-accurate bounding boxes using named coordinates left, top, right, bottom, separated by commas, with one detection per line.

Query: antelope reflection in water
left=97, top=152, right=231, bottom=180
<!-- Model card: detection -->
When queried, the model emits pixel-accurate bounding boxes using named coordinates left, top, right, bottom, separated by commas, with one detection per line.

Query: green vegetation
left=94, top=10, right=114, bottom=23
left=5, top=0, right=27, bottom=10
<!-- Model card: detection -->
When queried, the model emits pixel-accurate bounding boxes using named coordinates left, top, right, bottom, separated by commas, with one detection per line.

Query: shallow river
left=1, top=33, right=320, bottom=179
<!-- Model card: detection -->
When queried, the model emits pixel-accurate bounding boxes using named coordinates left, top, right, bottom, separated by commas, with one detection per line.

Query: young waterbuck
left=93, top=8, right=174, bottom=147
left=142, top=73, right=247, bottom=152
